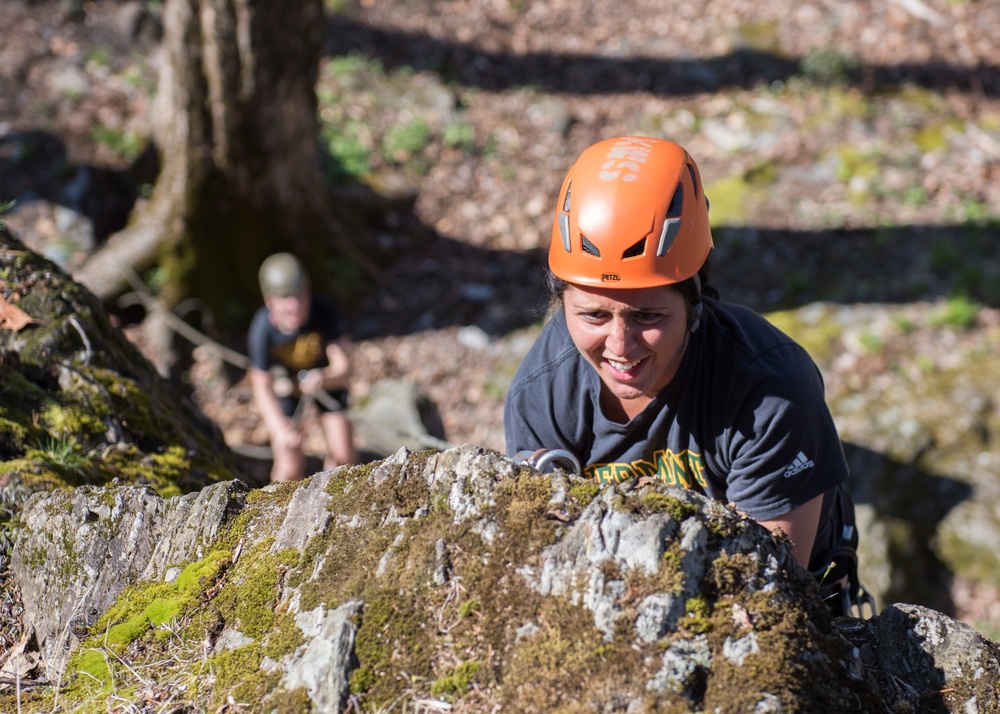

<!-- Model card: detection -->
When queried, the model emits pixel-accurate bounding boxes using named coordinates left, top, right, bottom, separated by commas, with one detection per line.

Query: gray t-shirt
left=504, top=298, right=851, bottom=564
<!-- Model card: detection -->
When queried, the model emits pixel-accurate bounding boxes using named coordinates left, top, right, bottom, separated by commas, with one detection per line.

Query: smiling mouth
left=607, top=357, right=642, bottom=374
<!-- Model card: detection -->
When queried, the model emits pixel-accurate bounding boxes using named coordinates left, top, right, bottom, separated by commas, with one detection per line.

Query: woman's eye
left=634, top=311, right=663, bottom=323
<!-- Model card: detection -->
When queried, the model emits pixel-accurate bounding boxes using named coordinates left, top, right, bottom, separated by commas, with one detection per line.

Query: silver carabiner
left=516, top=448, right=582, bottom=476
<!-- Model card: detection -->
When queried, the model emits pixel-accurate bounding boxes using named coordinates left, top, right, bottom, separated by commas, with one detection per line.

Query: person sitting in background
left=248, top=252, right=359, bottom=482
left=504, top=136, right=872, bottom=617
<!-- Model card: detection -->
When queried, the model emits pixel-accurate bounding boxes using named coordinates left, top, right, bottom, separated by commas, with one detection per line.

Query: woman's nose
left=606, top=317, right=635, bottom=354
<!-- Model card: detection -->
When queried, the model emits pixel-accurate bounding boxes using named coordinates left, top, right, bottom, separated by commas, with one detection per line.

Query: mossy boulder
left=0, top=227, right=242, bottom=502
left=8, top=445, right=998, bottom=712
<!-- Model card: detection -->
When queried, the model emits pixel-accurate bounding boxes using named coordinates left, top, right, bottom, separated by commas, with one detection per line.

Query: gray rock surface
left=8, top=445, right=998, bottom=712
left=12, top=480, right=248, bottom=675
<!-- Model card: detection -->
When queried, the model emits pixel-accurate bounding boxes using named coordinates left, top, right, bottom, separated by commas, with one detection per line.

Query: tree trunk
left=75, top=0, right=378, bottom=319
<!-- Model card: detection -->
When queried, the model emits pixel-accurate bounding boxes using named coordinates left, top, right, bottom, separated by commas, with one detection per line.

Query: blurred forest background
left=1, top=0, right=999, bottom=635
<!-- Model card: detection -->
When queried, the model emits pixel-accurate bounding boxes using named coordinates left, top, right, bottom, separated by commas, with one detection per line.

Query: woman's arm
left=757, top=493, right=824, bottom=569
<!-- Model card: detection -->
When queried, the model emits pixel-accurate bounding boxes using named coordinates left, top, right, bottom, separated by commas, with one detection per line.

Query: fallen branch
left=119, top=268, right=250, bottom=370
left=888, top=0, right=947, bottom=27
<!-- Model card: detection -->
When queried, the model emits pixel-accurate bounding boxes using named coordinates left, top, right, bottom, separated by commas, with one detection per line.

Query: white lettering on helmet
left=598, top=139, right=655, bottom=182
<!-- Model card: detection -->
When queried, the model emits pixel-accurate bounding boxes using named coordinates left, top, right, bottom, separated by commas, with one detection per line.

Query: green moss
left=937, top=530, right=1000, bottom=591
left=0, top=412, right=32, bottom=444
left=913, top=119, right=964, bottom=153
left=271, top=687, right=315, bottom=714
left=678, top=595, right=714, bottom=634
left=261, top=610, right=306, bottom=660
left=40, top=401, right=107, bottom=438
left=87, top=548, right=230, bottom=658
left=928, top=293, right=981, bottom=329
left=643, top=492, right=698, bottom=522
left=832, top=146, right=881, bottom=190
left=568, top=481, right=601, bottom=506
left=350, top=590, right=436, bottom=701
left=107, top=612, right=150, bottom=645
left=145, top=597, right=181, bottom=626
left=500, top=596, right=649, bottom=712
left=458, top=597, right=480, bottom=618
left=731, top=20, right=780, bottom=52
left=208, top=644, right=273, bottom=708
left=69, top=511, right=296, bottom=711
left=704, top=174, right=760, bottom=227
left=74, top=648, right=112, bottom=689
left=207, top=540, right=294, bottom=639
left=349, top=665, right=377, bottom=694
left=430, top=660, right=480, bottom=697
left=0, top=359, right=231, bottom=496
left=698, top=585, right=874, bottom=713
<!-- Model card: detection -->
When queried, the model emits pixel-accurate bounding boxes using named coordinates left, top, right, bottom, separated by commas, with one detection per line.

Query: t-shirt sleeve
left=246, top=308, right=271, bottom=371
left=722, top=344, right=848, bottom=521
left=503, top=319, right=588, bottom=459
left=503, top=358, right=560, bottom=456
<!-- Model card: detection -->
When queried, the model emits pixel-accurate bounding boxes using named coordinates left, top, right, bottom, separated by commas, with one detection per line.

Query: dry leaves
left=0, top=293, right=36, bottom=331
left=0, top=632, right=41, bottom=688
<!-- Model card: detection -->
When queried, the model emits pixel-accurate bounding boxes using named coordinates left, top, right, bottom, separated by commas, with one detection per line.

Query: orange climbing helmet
left=549, top=136, right=714, bottom=288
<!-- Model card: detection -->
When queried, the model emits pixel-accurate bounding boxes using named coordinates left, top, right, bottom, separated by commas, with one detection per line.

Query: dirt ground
left=2, top=0, right=1000, bottom=636
left=1, top=0, right=999, bottom=488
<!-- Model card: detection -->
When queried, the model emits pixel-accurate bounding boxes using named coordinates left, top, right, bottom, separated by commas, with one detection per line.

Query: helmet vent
left=563, top=183, right=572, bottom=212
left=558, top=213, right=572, bottom=251
left=581, top=235, right=602, bottom=257
left=657, top=219, right=681, bottom=257
left=667, top=184, right=683, bottom=218
left=687, top=165, right=699, bottom=198
left=621, top=238, right=646, bottom=259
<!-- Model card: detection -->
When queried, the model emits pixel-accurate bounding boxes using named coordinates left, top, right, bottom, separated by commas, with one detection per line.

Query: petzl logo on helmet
left=601, top=273, right=621, bottom=282
left=599, top=138, right=656, bottom=183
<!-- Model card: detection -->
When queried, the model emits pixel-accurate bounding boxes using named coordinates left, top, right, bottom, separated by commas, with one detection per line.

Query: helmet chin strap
left=688, top=273, right=703, bottom=333
left=689, top=303, right=703, bottom=333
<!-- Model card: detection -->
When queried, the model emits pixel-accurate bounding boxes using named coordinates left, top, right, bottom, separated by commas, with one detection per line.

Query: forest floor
left=3, top=0, right=999, bottom=457
left=2, top=0, right=1000, bottom=623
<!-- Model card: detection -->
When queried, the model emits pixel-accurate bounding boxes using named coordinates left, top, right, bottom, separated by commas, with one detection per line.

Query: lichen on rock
left=10, top=444, right=995, bottom=713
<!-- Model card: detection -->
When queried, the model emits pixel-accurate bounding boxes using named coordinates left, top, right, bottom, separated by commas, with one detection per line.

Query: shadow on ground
left=325, top=15, right=1000, bottom=97
left=845, top=441, right=974, bottom=617
left=347, top=219, right=1000, bottom=340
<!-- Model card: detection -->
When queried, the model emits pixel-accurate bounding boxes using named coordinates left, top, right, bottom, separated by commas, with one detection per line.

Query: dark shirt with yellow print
left=247, top=296, right=346, bottom=376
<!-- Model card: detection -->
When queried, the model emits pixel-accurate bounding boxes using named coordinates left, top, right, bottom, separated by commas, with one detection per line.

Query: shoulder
left=504, top=311, right=597, bottom=456
left=703, top=299, right=816, bottom=370
left=703, top=299, right=794, bottom=349
left=697, top=300, right=829, bottom=410
left=508, top=312, right=588, bottom=400
left=246, top=306, right=274, bottom=367
left=248, top=306, right=272, bottom=337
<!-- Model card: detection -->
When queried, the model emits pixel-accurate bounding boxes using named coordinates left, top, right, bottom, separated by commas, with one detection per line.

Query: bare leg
left=320, top=411, right=359, bottom=469
left=269, top=429, right=306, bottom=482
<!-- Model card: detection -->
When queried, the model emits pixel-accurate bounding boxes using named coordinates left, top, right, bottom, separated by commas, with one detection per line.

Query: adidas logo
left=784, top=452, right=815, bottom=478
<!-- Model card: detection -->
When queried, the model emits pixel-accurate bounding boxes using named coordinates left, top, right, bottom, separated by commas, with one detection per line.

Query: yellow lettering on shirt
left=272, top=332, right=324, bottom=371
left=586, top=448, right=708, bottom=490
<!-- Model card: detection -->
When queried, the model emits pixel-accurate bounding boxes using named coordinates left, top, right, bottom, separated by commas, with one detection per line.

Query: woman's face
left=562, top=283, right=691, bottom=418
